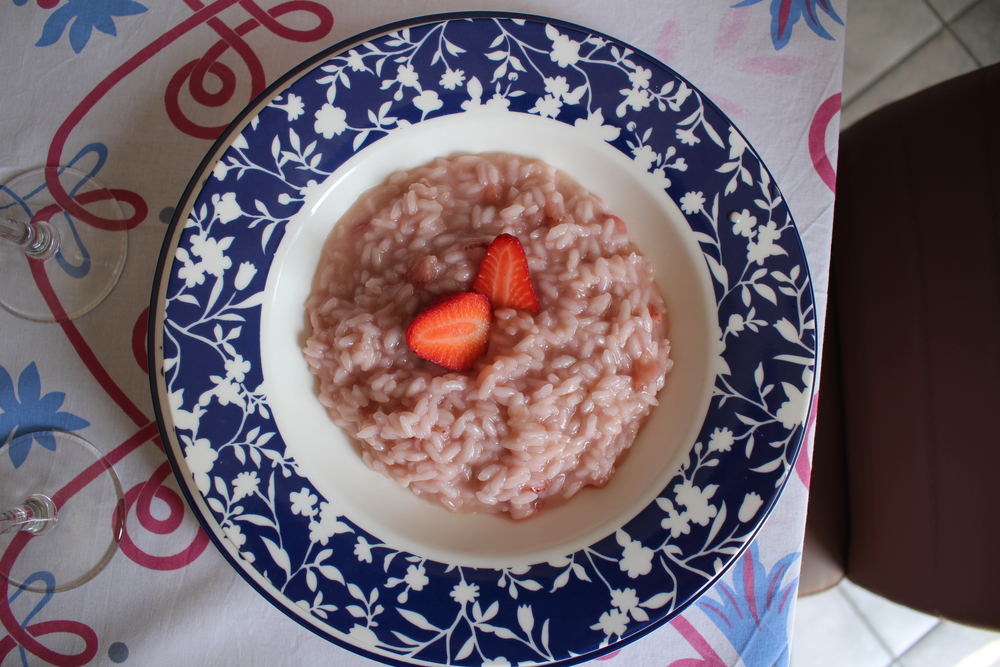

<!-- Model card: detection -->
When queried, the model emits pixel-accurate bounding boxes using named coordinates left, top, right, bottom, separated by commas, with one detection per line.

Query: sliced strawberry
left=472, top=233, right=540, bottom=314
left=406, top=291, right=492, bottom=371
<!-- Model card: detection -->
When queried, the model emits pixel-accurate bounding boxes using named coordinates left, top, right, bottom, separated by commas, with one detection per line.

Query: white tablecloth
left=0, top=1, right=844, bottom=665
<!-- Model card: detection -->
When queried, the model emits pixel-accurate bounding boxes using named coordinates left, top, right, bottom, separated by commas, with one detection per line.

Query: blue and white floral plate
left=150, top=13, right=816, bottom=667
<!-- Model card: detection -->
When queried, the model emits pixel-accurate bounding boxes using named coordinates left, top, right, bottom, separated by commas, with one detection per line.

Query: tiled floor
left=790, top=0, right=999, bottom=665
left=792, top=580, right=1000, bottom=667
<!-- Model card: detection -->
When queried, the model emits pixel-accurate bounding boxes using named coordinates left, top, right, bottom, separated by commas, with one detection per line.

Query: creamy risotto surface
left=303, top=153, right=672, bottom=519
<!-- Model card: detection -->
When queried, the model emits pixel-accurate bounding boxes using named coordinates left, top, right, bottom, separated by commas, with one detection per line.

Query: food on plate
left=406, top=291, right=492, bottom=372
left=472, top=233, right=540, bottom=314
left=303, top=153, right=672, bottom=519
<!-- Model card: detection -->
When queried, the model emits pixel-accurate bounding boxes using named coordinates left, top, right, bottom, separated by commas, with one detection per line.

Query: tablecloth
left=0, top=1, right=845, bottom=665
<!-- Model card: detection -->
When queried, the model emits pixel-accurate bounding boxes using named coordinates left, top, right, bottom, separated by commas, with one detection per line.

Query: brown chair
left=799, top=63, right=1000, bottom=632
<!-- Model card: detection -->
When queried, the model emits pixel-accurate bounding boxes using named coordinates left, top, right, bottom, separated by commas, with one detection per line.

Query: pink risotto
left=302, top=153, right=672, bottom=519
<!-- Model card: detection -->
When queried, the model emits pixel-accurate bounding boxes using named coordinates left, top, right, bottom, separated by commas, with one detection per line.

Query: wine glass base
left=0, top=430, right=124, bottom=594
left=0, top=166, right=128, bottom=323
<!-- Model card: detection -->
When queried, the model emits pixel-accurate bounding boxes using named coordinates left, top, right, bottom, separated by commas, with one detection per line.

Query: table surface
left=0, top=1, right=844, bottom=665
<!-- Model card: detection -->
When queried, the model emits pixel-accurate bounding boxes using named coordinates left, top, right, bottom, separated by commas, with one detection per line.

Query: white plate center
left=260, top=109, right=717, bottom=569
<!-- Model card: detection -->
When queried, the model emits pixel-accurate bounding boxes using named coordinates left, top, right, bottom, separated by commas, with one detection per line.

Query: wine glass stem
left=0, top=494, right=57, bottom=536
left=0, top=215, right=60, bottom=260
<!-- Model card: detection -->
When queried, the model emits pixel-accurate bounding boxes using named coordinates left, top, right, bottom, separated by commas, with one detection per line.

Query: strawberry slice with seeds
left=473, top=233, right=540, bottom=314
left=406, top=291, right=492, bottom=371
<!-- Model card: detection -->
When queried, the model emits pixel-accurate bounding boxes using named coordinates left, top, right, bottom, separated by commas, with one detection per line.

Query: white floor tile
left=954, top=639, right=1000, bottom=667
left=926, top=0, right=981, bottom=22
left=839, top=580, right=940, bottom=658
left=790, top=584, right=893, bottom=667
left=951, top=0, right=1000, bottom=66
left=842, top=0, right=942, bottom=101
left=898, top=621, right=1000, bottom=667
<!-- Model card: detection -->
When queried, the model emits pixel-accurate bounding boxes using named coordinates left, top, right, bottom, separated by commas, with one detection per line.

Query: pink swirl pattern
left=809, top=94, right=841, bottom=193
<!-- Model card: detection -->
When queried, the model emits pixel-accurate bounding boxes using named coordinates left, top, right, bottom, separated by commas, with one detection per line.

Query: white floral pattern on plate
left=152, top=14, right=815, bottom=667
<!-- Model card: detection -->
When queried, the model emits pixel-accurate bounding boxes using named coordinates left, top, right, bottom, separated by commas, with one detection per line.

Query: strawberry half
left=406, top=291, right=492, bottom=371
left=472, top=233, right=540, bottom=314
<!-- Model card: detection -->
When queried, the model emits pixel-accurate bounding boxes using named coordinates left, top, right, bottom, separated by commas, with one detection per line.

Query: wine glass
left=0, top=430, right=125, bottom=593
left=0, top=165, right=128, bottom=322
left=0, top=166, right=130, bottom=593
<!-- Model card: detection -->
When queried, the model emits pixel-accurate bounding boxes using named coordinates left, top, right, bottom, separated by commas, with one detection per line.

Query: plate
left=150, top=13, right=816, bottom=666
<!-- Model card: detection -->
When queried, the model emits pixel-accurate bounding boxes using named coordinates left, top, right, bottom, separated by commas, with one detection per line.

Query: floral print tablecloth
left=0, top=1, right=844, bottom=665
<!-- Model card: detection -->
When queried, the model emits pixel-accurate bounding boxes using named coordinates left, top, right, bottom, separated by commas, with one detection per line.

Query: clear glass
left=0, top=430, right=124, bottom=593
left=0, top=166, right=128, bottom=322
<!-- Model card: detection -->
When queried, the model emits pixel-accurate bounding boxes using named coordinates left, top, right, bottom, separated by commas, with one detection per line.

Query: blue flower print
left=35, top=0, right=148, bottom=54
left=698, top=542, right=798, bottom=667
left=733, top=0, right=844, bottom=51
left=0, top=362, right=90, bottom=468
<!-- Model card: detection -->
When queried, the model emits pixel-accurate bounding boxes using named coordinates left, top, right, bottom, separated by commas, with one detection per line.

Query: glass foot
left=0, top=430, right=124, bottom=593
left=0, top=166, right=128, bottom=322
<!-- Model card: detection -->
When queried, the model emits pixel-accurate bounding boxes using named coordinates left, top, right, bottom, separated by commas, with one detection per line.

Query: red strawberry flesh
left=406, top=291, right=492, bottom=371
left=472, top=233, right=540, bottom=314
